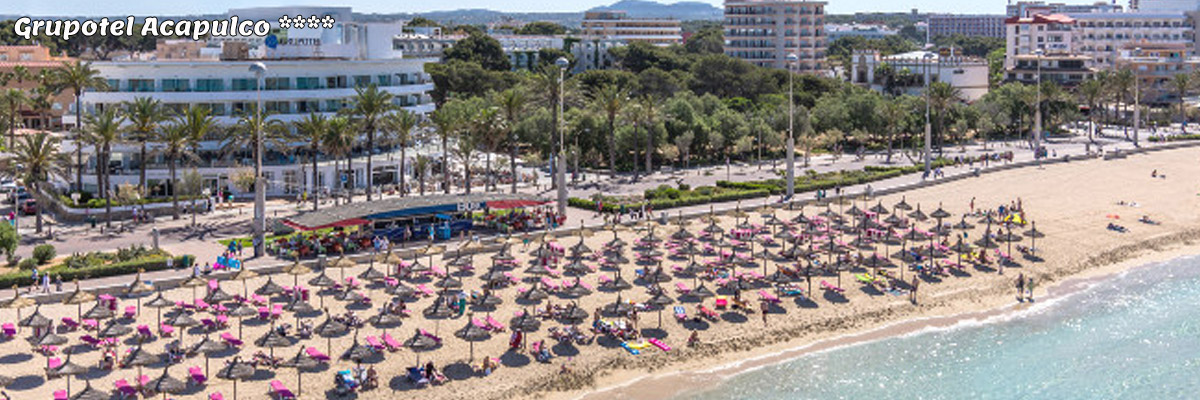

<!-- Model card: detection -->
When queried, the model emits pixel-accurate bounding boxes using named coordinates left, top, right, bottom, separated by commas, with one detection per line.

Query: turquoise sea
left=677, top=255, right=1200, bottom=400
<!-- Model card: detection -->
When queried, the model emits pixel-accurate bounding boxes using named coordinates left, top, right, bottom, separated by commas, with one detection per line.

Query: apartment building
left=581, top=11, right=683, bottom=46
left=1004, top=11, right=1192, bottom=69
left=723, top=0, right=828, bottom=72
left=850, top=49, right=991, bottom=101
left=1115, top=43, right=1200, bottom=103
left=927, top=14, right=1007, bottom=38
left=0, top=45, right=76, bottom=131
left=1007, top=1, right=1123, bottom=18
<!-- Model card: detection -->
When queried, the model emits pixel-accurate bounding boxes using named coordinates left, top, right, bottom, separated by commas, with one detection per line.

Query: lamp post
left=1133, top=47, right=1141, bottom=148
left=922, top=51, right=934, bottom=179
left=1034, top=49, right=1043, bottom=158
left=555, top=57, right=569, bottom=216
left=249, top=62, right=267, bottom=258
left=785, top=53, right=798, bottom=200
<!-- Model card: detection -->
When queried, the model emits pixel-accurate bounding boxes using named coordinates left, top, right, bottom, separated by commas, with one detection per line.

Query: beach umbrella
left=232, top=268, right=259, bottom=299
left=226, top=303, right=257, bottom=340
left=283, top=262, right=313, bottom=287
left=403, top=329, right=441, bottom=364
left=563, top=259, right=592, bottom=276
left=145, top=292, right=173, bottom=328
left=950, top=237, right=975, bottom=254
left=602, top=274, right=633, bottom=291
left=455, top=315, right=492, bottom=360
left=255, top=277, right=284, bottom=297
left=62, top=284, right=96, bottom=321
left=315, top=316, right=349, bottom=354
left=284, top=298, right=316, bottom=314
left=377, top=250, right=404, bottom=266
left=46, top=352, right=87, bottom=396
left=369, top=311, right=404, bottom=335
left=122, top=345, right=159, bottom=377
left=281, top=348, right=320, bottom=397
left=4, top=288, right=36, bottom=334
left=646, top=292, right=675, bottom=328
left=68, top=382, right=107, bottom=400
left=525, top=264, right=552, bottom=276
left=178, top=276, right=207, bottom=300
left=434, top=275, right=463, bottom=290
left=424, top=298, right=456, bottom=318
left=510, top=310, right=541, bottom=333
left=869, top=202, right=890, bottom=216
left=908, top=205, right=928, bottom=222
left=335, top=288, right=367, bottom=303
left=0, top=375, right=12, bottom=387
left=604, top=294, right=633, bottom=315
left=215, top=357, right=256, bottom=400
left=953, top=217, right=976, bottom=230
left=191, top=334, right=228, bottom=376
left=562, top=278, right=592, bottom=298
left=1024, top=222, right=1045, bottom=253
left=96, top=320, right=132, bottom=338
left=474, top=291, right=504, bottom=308
left=34, top=331, right=68, bottom=346
left=691, top=284, right=716, bottom=299
left=328, top=256, right=358, bottom=281
left=883, top=213, right=905, bottom=227
left=205, top=288, right=234, bottom=304
left=358, top=265, right=387, bottom=281
left=570, top=240, right=593, bottom=255
left=166, top=312, right=198, bottom=345
left=19, top=306, right=51, bottom=329
left=81, top=303, right=113, bottom=320
left=343, top=336, right=378, bottom=362
left=147, top=366, right=187, bottom=399
left=308, top=272, right=337, bottom=308
left=641, top=268, right=672, bottom=283
left=975, top=232, right=1000, bottom=249
left=603, top=252, right=630, bottom=266
left=519, top=283, right=550, bottom=302
left=893, top=197, right=913, bottom=211
left=559, top=303, right=589, bottom=324
left=255, top=326, right=294, bottom=357
left=388, top=282, right=418, bottom=298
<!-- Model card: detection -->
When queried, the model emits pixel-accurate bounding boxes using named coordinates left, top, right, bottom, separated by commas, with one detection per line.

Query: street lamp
left=785, top=53, right=798, bottom=200
left=249, top=61, right=267, bottom=257
left=1034, top=49, right=1043, bottom=158
left=554, top=57, right=569, bottom=216
left=922, top=51, right=934, bottom=179
left=1133, top=47, right=1141, bottom=148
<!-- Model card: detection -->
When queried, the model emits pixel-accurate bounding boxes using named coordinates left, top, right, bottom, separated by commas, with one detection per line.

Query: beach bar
left=281, top=193, right=548, bottom=240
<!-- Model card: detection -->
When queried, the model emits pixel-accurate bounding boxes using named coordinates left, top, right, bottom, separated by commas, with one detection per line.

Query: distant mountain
left=589, top=0, right=723, bottom=20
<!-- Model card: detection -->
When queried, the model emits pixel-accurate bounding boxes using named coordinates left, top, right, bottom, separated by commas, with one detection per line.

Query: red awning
left=282, top=218, right=370, bottom=231
left=486, top=199, right=548, bottom=210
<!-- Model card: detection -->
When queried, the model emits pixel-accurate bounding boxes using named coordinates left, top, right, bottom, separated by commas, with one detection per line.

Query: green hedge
left=571, top=188, right=769, bottom=213
left=0, top=255, right=193, bottom=288
left=1148, top=134, right=1200, bottom=142
left=57, top=194, right=206, bottom=209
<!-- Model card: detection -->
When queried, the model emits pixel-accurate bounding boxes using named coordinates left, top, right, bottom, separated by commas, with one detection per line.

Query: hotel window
left=128, top=79, right=155, bottom=92
left=325, top=99, right=344, bottom=112
left=264, top=77, right=290, bottom=90
left=296, top=100, right=319, bottom=113
left=164, top=103, right=187, bottom=114
left=161, top=79, right=189, bottom=92
left=195, top=79, right=223, bottom=92
left=231, top=78, right=258, bottom=91
left=231, top=102, right=249, bottom=115
left=353, top=75, right=371, bottom=87
left=265, top=101, right=290, bottom=114
left=325, top=76, right=347, bottom=89
left=377, top=74, right=392, bottom=86
left=201, top=103, right=226, bottom=116
left=295, top=77, right=320, bottom=90
left=0, top=54, right=6, bottom=61
left=104, top=79, right=119, bottom=92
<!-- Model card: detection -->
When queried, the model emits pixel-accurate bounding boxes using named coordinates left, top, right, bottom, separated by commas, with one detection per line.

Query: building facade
left=927, top=14, right=1007, bottom=38
left=581, top=11, right=683, bottom=46
left=825, top=24, right=898, bottom=40
left=0, top=45, right=76, bottom=131
left=1005, top=53, right=1096, bottom=86
left=1007, top=1, right=1123, bottom=18
left=723, top=0, right=828, bottom=72
left=1004, top=12, right=1193, bottom=70
left=849, top=50, right=991, bottom=101
left=1115, top=43, right=1200, bottom=103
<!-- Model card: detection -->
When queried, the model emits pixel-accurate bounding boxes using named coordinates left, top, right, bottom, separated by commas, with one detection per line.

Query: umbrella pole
left=298, top=370, right=302, bottom=397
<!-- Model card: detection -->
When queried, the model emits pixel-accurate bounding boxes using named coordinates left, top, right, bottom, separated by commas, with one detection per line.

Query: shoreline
left=563, top=237, right=1200, bottom=400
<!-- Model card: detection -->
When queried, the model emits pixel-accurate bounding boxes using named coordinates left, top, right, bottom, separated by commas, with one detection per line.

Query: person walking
left=1026, top=277, right=1036, bottom=301
left=760, top=301, right=769, bottom=326
left=910, top=276, right=920, bottom=304
left=1016, top=273, right=1025, bottom=301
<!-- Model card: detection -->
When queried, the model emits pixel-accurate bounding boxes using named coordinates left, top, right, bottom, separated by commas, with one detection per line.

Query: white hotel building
left=61, top=6, right=438, bottom=199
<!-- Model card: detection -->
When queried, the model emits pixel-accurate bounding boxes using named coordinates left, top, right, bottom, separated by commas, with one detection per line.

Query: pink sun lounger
left=485, top=316, right=506, bottom=332
left=381, top=333, right=402, bottom=351
left=419, top=329, right=443, bottom=343
left=159, top=323, right=175, bottom=337
left=269, top=380, right=296, bottom=400
left=61, top=317, right=79, bottom=330
left=53, top=390, right=67, bottom=400
left=820, top=280, right=845, bottom=293
left=189, top=366, right=208, bottom=385
left=757, top=290, right=781, bottom=304
left=305, top=346, right=331, bottom=361
left=220, top=332, right=243, bottom=347
left=1, top=323, right=14, bottom=338
left=114, top=379, right=137, bottom=398
left=415, top=284, right=434, bottom=297
left=365, top=336, right=385, bottom=351
left=648, top=338, right=672, bottom=352
left=136, top=325, right=153, bottom=339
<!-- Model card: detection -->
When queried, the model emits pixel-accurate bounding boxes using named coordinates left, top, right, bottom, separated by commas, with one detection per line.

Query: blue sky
left=9, top=0, right=1007, bottom=16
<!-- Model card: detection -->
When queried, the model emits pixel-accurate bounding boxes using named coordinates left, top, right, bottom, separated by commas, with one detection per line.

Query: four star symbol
left=277, top=14, right=336, bottom=30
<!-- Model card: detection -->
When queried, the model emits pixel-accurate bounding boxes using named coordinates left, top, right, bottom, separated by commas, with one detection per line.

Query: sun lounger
left=271, top=304, right=284, bottom=319
left=269, top=380, right=296, bottom=400
left=138, top=374, right=151, bottom=387
left=80, top=334, right=101, bottom=347
left=365, top=336, right=385, bottom=351
left=194, top=299, right=210, bottom=310
left=675, top=282, right=691, bottom=295
left=598, top=275, right=613, bottom=285
left=61, top=317, right=79, bottom=330
left=159, top=323, right=174, bottom=337
left=1, top=323, right=14, bottom=338
left=820, top=280, right=845, bottom=293
left=250, top=294, right=267, bottom=305
left=82, top=319, right=99, bottom=330
left=257, top=307, right=269, bottom=320
left=208, top=279, right=220, bottom=292
left=189, top=366, right=208, bottom=385
left=306, top=346, right=331, bottom=362
left=619, top=342, right=640, bottom=355
left=210, top=392, right=225, bottom=400
left=420, top=329, right=443, bottom=343
left=47, top=357, right=63, bottom=370
left=673, top=306, right=687, bottom=322
left=114, top=379, right=137, bottom=399
left=124, top=306, right=137, bottom=319
left=39, top=345, right=58, bottom=355
left=201, top=318, right=217, bottom=330
left=220, top=332, right=243, bottom=347
left=697, top=305, right=719, bottom=321
left=648, top=338, right=672, bottom=352
left=53, top=390, right=67, bottom=400
left=415, top=284, right=434, bottom=297
left=757, top=290, right=781, bottom=304
left=406, top=367, right=428, bottom=386
left=540, top=277, right=560, bottom=290
left=381, top=333, right=402, bottom=351
left=136, top=325, right=154, bottom=339
left=485, top=316, right=506, bottom=332
left=216, top=314, right=229, bottom=327
left=714, top=296, right=728, bottom=309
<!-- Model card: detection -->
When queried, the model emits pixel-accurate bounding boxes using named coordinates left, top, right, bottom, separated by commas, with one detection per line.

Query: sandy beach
left=5, top=146, right=1199, bottom=400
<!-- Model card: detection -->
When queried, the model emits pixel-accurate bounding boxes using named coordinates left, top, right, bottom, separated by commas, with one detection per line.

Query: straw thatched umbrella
left=561, top=279, right=592, bottom=298
left=328, top=256, right=358, bottom=281
left=166, top=311, right=198, bottom=345
left=281, top=348, right=320, bottom=396
left=563, top=258, right=592, bottom=276
left=691, top=284, right=716, bottom=300
left=145, top=292, right=173, bottom=329
left=215, top=357, right=256, bottom=400
left=226, top=303, right=256, bottom=340
left=1023, top=222, right=1045, bottom=254
left=147, top=366, right=187, bottom=399
left=473, top=290, right=504, bottom=309
left=96, top=320, right=132, bottom=338
left=191, top=334, right=227, bottom=376
left=509, top=310, right=541, bottom=333
left=388, top=282, right=418, bottom=298
left=315, top=315, right=349, bottom=355
left=423, top=297, right=455, bottom=318
left=68, top=382, right=107, bottom=400
left=81, top=302, right=113, bottom=321
left=308, top=272, right=337, bottom=308
left=255, top=325, right=294, bottom=357
left=232, top=268, right=259, bottom=299
left=19, top=306, right=51, bottom=330
left=62, top=284, right=95, bottom=321
left=34, top=332, right=68, bottom=346
left=4, top=289, right=36, bottom=334
left=517, top=283, right=550, bottom=303
left=122, top=345, right=159, bottom=377
left=434, top=275, right=462, bottom=290
left=46, top=352, right=87, bottom=396
left=455, top=316, right=491, bottom=360
left=255, top=277, right=284, bottom=297
left=893, top=197, right=913, bottom=211
left=403, top=329, right=441, bottom=364
left=205, top=287, right=234, bottom=304
left=369, top=311, right=403, bottom=336
left=646, top=292, right=675, bottom=328
left=908, top=205, right=928, bottom=222
left=358, top=265, right=386, bottom=281
left=283, top=262, right=313, bottom=288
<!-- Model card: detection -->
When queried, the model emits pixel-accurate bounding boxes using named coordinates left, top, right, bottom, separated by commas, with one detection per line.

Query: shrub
left=0, top=255, right=190, bottom=288
left=17, top=258, right=36, bottom=270
left=32, top=244, right=56, bottom=265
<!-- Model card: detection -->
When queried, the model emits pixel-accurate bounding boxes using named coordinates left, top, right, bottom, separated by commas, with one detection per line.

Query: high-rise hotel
left=723, top=0, right=828, bottom=73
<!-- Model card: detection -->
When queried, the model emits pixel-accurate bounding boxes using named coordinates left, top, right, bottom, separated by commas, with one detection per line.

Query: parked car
left=20, top=199, right=37, bottom=215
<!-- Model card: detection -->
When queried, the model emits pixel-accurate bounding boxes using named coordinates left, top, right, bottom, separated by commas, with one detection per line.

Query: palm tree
left=293, top=113, right=329, bottom=210
left=83, top=108, right=124, bottom=227
left=472, top=106, right=505, bottom=192
left=323, top=116, right=357, bottom=204
left=10, top=132, right=68, bottom=233
left=877, top=98, right=907, bottom=163
left=1, top=89, right=25, bottom=148
left=428, top=105, right=462, bottom=194
left=634, top=96, right=660, bottom=174
left=494, top=88, right=527, bottom=193
left=380, top=109, right=418, bottom=197
left=225, top=106, right=286, bottom=226
left=123, top=97, right=169, bottom=196
left=413, top=154, right=432, bottom=196
left=162, top=107, right=213, bottom=220
left=927, top=82, right=962, bottom=155
left=589, top=84, right=626, bottom=178
left=56, top=61, right=109, bottom=193
left=1110, top=69, right=1135, bottom=141
left=1077, top=78, right=1104, bottom=142
left=27, top=87, right=55, bottom=132
left=529, top=65, right=574, bottom=190
left=455, top=121, right=479, bottom=194
left=349, top=85, right=393, bottom=201
left=1170, top=73, right=1192, bottom=133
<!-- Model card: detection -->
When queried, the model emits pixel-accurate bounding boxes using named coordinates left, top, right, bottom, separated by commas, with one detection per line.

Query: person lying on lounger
left=1107, top=223, right=1128, bottom=233
left=1138, top=215, right=1160, bottom=225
